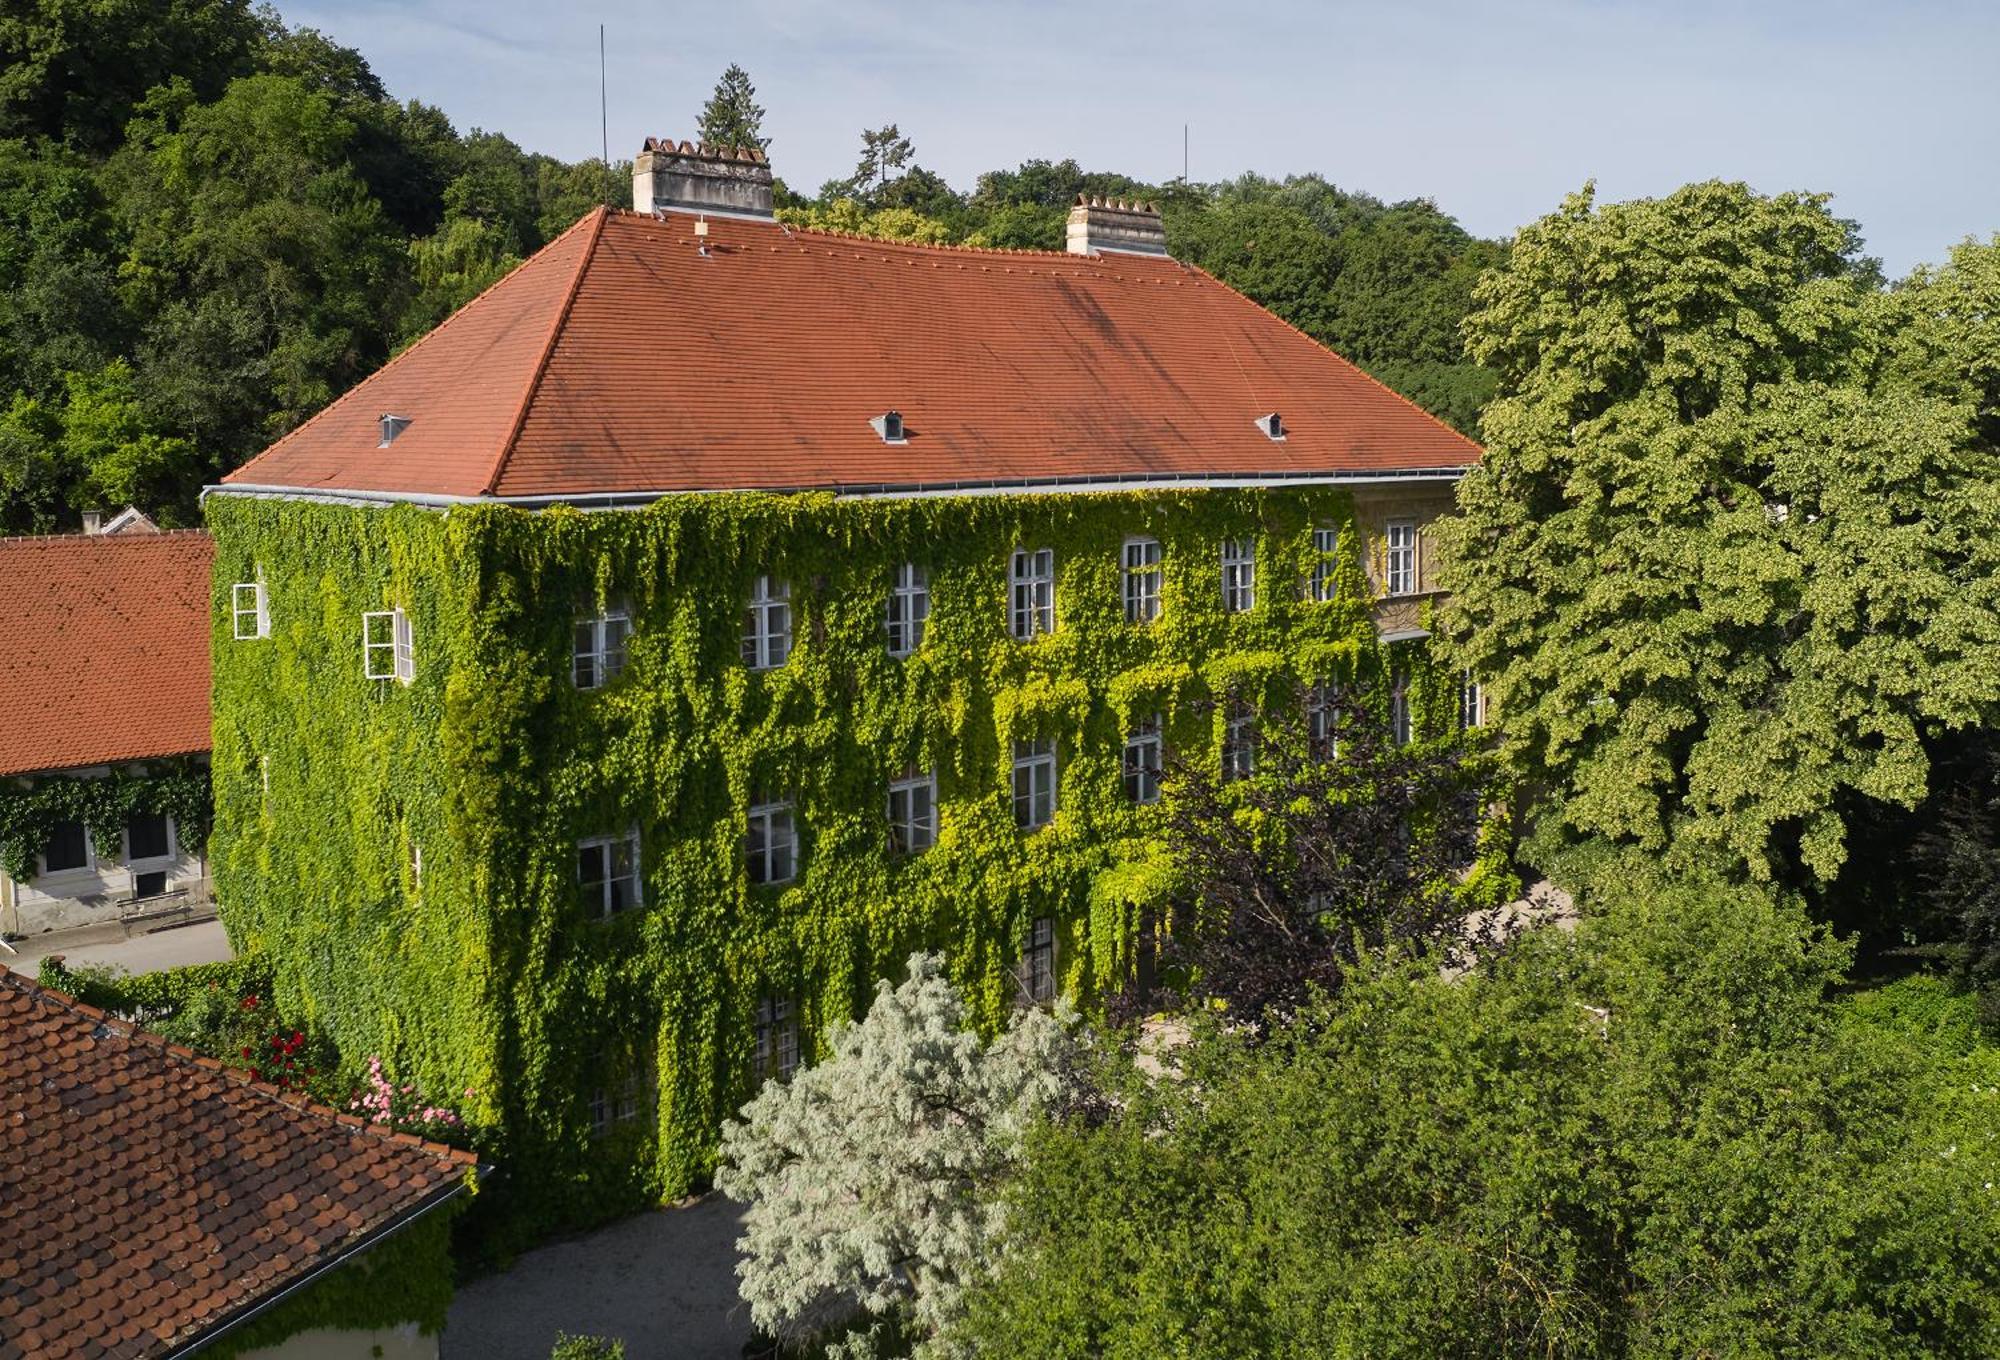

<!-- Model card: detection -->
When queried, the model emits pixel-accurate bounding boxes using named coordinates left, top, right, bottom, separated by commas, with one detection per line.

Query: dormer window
left=870, top=411, right=906, bottom=444
left=378, top=413, right=412, bottom=448
left=1255, top=412, right=1284, bottom=441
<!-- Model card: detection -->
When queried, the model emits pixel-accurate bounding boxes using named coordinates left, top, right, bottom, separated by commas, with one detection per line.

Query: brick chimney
left=632, top=139, right=774, bottom=219
left=1065, top=195, right=1168, bottom=257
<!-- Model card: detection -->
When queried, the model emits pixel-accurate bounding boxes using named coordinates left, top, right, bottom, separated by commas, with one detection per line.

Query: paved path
left=3, top=916, right=233, bottom=979
left=445, top=1194, right=752, bottom=1359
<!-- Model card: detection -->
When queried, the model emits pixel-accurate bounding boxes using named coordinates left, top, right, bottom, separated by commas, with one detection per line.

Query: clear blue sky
left=287, top=0, right=1996, bottom=275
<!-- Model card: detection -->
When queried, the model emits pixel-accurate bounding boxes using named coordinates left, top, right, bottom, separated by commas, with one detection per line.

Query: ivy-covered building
left=0, top=529, right=215, bottom=939
left=203, top=140, right=1484, bottom=1230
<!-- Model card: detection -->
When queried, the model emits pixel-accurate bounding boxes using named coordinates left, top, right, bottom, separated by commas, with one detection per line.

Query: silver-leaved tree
left=716, top=953, right=1082, bottom=1358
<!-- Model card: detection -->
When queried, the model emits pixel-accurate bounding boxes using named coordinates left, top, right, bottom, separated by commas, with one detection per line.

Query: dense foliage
left=1437, top=183, right=2000, bottom=884
left=0, top=758, right=211, bottom=881
left=718, top=953, right=1082, bottom=1358
left=205, top=482, right=1488, bottom=1247
left=951, top=865, right=2000, bottom=1358
left=0, top=5, right=1502, bottom=531
left=1121, top=701, right=1494, bottom=1022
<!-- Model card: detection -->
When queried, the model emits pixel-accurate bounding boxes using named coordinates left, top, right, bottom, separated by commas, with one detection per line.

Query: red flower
left=240, top=1047, right=254, bottom=1059
left=240, top=995, right=259, bottom=1010
left=305, top=1067, right=317, bottom=1076
left=248, top=1068, right=260, bottom=1080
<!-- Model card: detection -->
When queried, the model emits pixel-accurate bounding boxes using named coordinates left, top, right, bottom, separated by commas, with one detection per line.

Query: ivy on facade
left=206, top=487, right=1504, bottom=1248
left=0, top=758, right=212, bottom=882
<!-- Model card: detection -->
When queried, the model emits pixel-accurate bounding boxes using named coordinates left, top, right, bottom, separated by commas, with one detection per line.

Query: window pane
left=126, top=812, right=170, bottom=862
left=41, top=820, right=88, bottom=873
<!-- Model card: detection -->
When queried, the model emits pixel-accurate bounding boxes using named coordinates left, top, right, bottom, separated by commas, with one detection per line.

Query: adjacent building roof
left=220, top=207, right=1481, bottom=504
left=0, top=965, right=477, bottom=1359
left=0, top=532, right=213, bottom=779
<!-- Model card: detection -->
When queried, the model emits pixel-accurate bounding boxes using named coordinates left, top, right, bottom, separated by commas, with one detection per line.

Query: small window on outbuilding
left=1255, top=412, right=1285, bottom=441
left=870, top=411, right=906, bottom=444
left=378, top=413, right=412, bottom=448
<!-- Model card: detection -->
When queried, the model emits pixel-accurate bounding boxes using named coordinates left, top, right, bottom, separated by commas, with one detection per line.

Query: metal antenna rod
left=599, top=25, right=610, bottom=204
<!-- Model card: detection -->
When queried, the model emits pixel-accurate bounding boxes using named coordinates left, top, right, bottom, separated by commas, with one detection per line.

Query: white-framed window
left=589, top=1063, right=655, bottom=1137
left=1122, top=716, right=1162, bottom=804
left=741, top=575, right=792, bottom=671
left=573, top=607, right=632, bottom=689
left=578, top=829, right=642, bottom=919
left=36, top=819, right=92, bottom=876
left=410, top=841, right=423, bottom=895
left=1222, top=538, right=1256, bottom=613
left=886, top=563, right=930, bottom=658
left=1391, top=669, right=1412, bottom=747
left=1386, top=521, right=1419, bottom=597
left=1018, top=917, right=1057, bottom=1005
left=887, top=767, right=937, bottom=855
left=231, top=581, right=268, bottom=640
left=1222, top=699, right=1258, bottom=781
left=1010, top=548, right=1055, bottom=640
left=754, top=995, right=800, bottom=1084
left=1310, top=526, right=1342, bottom=603
left=1460, top=672, right=1484, bottom=730
left=1307, top=681, right=1340, bottom=758
left=1012, top=738, right=1058, bottom=830
left=362, top=607, right=414, bottom=683
left=747, top=799, right=797, bottom=885
left=1123, top=537, right=1162, bottom=624
left=123, top=811, right=175, bottom=865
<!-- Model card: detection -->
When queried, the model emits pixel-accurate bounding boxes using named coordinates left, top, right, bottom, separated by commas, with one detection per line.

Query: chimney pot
left=633, top=137, right=776, bottom=219
left=81, top=510, right=103, bottom=535
left=1067, top=197, right=1168, bottom=258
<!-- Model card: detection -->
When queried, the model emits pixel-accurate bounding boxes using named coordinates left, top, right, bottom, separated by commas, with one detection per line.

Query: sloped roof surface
left=0, top=966, right=475, bottom=1359
left=223, top=207, right=1480, bottom=500
left=0, top=532, right=214, bottom=778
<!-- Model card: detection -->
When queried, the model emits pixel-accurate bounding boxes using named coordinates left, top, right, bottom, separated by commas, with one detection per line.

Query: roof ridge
left=481, top=205, right=611, bottom=496
left=0, top=528, right=214, bottom=547
left=229, top=208, right=612, bottom=492
left=617, top=206, right=1127, bottom=264
left=1175, top=259, right=1484, bottom=454
left=0, top=964, right=478, bottom=1166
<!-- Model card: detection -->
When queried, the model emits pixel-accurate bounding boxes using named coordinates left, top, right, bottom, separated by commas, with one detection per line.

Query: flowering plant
left=347, top=1055, right=468, bottom=1139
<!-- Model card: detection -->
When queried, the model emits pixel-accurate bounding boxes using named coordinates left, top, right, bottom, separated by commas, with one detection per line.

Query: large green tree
left=1437, top=182, right=2000, bottom=882
left=952, top=867, right=2000, bottom=1357
left=695, top=63, right=768, bottom=152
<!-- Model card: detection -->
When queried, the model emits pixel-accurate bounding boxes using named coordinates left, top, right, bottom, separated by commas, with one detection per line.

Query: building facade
left=0, top=530, right=214, bottom=940
left=205, top=143, right=1484, bottom=1228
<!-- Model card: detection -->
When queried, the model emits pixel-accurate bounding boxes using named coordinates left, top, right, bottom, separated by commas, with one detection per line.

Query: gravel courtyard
left=445, top=1194, right=752, bottom=1359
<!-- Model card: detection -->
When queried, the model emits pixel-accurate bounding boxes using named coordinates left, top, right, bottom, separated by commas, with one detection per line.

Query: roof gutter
left=163, top=1165, right=485, bottom=1359
left=203, top=466, right=1469, bottom=513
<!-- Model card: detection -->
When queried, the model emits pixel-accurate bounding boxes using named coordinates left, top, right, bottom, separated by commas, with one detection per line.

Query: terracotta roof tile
left=0, top=967, right=475, bottom=1360
left=223, top=206, right=1479, bottom=502
left=0, top=532, right=214, bottom=778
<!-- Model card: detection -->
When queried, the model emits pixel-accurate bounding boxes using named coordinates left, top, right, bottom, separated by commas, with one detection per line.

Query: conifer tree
left=695, top=63, right=768, bottom=152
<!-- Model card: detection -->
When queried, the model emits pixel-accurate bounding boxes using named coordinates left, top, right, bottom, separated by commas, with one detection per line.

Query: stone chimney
left=632, top=139, right=774, bottom=219
left=1065, top=195, right=1168, bottom=257
left=81, top=510, right=103, bottom=534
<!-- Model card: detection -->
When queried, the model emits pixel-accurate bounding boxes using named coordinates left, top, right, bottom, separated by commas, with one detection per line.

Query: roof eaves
left=481, top=205, right=610, bottom=497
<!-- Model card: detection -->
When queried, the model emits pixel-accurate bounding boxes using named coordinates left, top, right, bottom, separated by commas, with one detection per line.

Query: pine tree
left=695, top=63, right=768, bottom=153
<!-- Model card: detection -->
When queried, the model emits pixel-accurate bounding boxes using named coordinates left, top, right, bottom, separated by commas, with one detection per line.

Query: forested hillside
left=0, top=3, right=1502, bottom=532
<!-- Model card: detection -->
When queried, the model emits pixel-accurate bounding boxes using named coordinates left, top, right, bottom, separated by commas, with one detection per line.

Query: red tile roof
left=0, top=532, right=214, bottom=778
left=0, top=966, right=476, bottom=1360
left=221, top=207, right=1480, bottom=502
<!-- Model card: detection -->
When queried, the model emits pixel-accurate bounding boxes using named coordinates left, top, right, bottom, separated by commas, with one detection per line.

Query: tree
left=0, top=361, right=199, bottom=531
left=952, top=865, right=2000, bottom=1357
left=1436, top=181, right=2000, bottom=883
left=696, top=63, right=768, bottom=153
left=829, top=124, right=916, bottom=206
left=548, top=1336, right=624, bottom=1360
left=1125, top=695, right=1492, bottom=1024
left=717, top=953, right=1083, bottom=1358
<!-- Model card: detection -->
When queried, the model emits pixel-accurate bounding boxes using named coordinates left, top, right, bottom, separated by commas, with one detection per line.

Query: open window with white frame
left=746, top=796, right=797, bottom=885
left=753, top=995, right=800, bottom=1085
left=741, top=574, right=792, bottom=671
left=886, top=563, right=930, bottom=658
left=578, top=828, right=642, bottom=919
left=1221, top=538, right=1256, bottom=613
left=1122, top=536, right=1161, bottom=624
left=573, top=603, right=632, bottom=689
left=1309, top=526, right=1343, bottom=603
left=231, top=580, right=269, bottom=640
left=1010, top=547, right=1055, bottom=640
left=362, top=607, right=414, bottom=683
left=887, top=767, right=937, bottom=855
left=1385, top=521, right=1419, bottom=597
left=1011, top=738, right=1058, bottom=830
left=1122, top=715, right=1162, bottom=804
